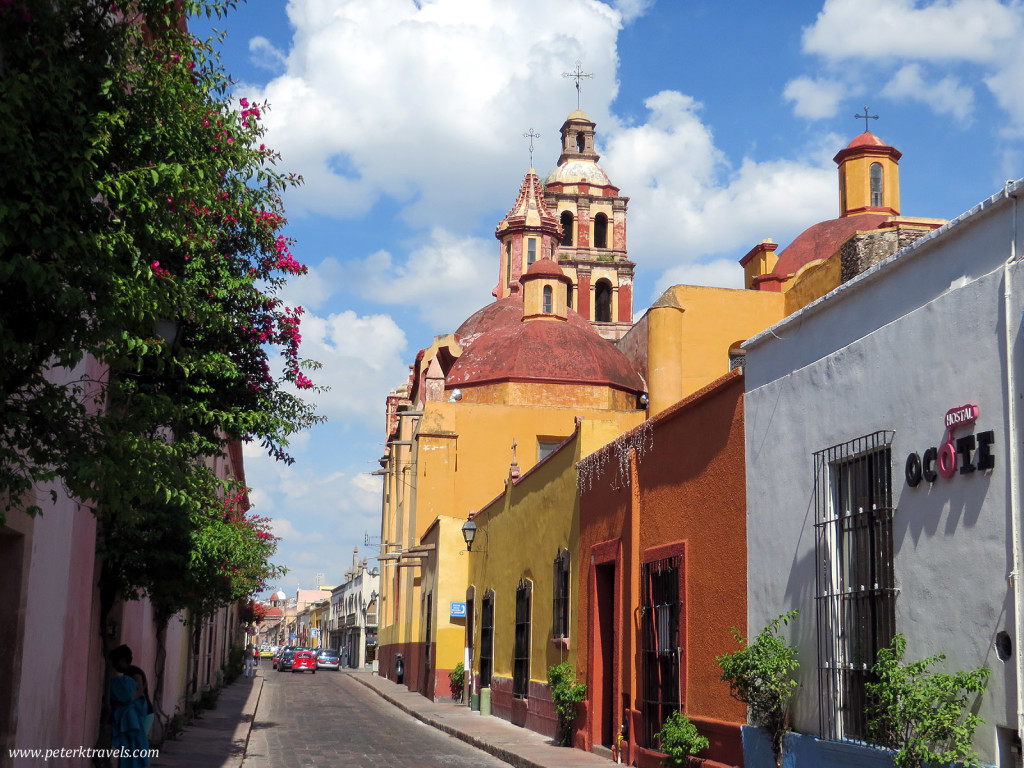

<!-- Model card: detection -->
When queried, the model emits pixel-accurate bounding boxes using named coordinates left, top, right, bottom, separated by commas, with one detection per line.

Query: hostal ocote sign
left=905, top=404, right=995, bottom=487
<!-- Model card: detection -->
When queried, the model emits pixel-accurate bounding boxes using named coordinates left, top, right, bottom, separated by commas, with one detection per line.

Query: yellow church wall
left=459, top=381, right=637, bottom=410
left=411, top=401, right=643, bottom=529
left=417, top=515, right=470, bottom=700
left=465, top=418, right=623, bottom=735
left=639, top=285, right=785, bottom=417
left=782, top=255, right=842, bottom=314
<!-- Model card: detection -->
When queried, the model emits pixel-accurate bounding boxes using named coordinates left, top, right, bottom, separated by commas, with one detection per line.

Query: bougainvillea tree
left=0, top=0, right=317, bottom=625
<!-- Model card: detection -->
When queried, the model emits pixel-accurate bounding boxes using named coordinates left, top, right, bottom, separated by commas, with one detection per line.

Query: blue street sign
left=450, top=601, right=466, bottom=618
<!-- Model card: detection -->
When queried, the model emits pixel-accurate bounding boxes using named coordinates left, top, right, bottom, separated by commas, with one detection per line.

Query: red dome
left=447, top=317, right=645, bottom=394
left=846, top=131, right=887, bottom=149
left=773, top=213, right=892, bottom=277
left=455, top=296, right=589, bottom=347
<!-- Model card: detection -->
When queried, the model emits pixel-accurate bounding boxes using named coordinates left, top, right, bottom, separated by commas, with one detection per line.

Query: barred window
left=552, top=550, right=570, bottom=640
left=641, top=556, right=681, bottom=747
left=480, top=592, right=494, bottom=688
left=513, top=578, right=532, bottom=699
left=814, top=431, right=896, bottom=742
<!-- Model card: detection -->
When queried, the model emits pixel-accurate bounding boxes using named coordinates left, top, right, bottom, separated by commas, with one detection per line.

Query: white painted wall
left=744, top=181, right=1024, bottom=765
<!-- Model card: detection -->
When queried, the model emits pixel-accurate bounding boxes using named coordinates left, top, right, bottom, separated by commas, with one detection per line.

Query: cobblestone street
left=242, top=670, right=511, bottom=768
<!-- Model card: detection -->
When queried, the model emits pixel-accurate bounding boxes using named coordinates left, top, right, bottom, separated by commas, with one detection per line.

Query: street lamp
left=461, top=519, right=477, bottom=551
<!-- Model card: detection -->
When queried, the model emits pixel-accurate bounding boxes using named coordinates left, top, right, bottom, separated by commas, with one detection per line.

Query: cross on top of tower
left=523, top=128, right=540, bottom=167
left=855, top=105, right=879, bottom=133
left=562, top=60, right=593, bottom=110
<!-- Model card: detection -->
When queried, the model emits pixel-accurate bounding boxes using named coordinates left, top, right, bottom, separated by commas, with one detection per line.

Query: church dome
left=447, top=307, right=645, bottom=394
left=455, top=296, right=590, bottom=347
left=546, top=160, right=612, bottom=186
left=773, top=213, right=892, bottom=277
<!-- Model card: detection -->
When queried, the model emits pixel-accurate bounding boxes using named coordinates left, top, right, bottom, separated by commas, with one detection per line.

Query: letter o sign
left=937, top=441, right=957, bottom=479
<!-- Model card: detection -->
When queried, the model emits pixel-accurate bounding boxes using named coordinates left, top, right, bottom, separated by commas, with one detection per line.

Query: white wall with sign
left=744, top=179, right=1024, bottom=767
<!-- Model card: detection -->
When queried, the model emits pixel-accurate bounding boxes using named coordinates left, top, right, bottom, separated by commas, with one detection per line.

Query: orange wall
left=578, top=371, right=747, bottom=765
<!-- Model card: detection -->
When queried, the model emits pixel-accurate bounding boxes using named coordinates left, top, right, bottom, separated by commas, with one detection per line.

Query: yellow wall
left=380, top=398, right=642, bottom=665
left=636, top=285, right=785, bottom=416
left=419, top=517, right=471, bottom=679
left=465, top=419, right=623, bottom=689
left=782, top=256, right=842, bottom=315
left=838, top=152, right=900, bottom=216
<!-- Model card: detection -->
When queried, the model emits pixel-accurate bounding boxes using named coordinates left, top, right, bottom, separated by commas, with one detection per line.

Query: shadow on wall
left=741, top=726, right=896, bottom=768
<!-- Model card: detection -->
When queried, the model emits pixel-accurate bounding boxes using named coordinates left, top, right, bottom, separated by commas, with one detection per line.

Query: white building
left=331, top=549, right=379, bottom=667
left=744, top=179, right=1024, bottom=767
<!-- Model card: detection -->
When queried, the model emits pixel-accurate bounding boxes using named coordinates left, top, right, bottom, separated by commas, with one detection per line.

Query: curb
left=232, top=675, right=264, bottom=767
left=349, top=673, right=543, bottom=768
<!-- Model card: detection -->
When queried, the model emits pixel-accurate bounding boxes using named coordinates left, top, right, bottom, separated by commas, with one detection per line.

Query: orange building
left=578, top=371, right=747, bottom=767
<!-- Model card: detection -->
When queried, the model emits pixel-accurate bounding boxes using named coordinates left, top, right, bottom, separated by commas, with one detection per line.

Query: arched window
left=594, top=213, right=608, bottom=249
left=595, top=280, right=612, bottom=322
left=505, top=241, right=511, bottom=287
left=576, top=132, right=585, bottom=153
left=542, top=285, right=553, bottom=314
left=527, top=238, right=537, bottom=267
left=560, top=211, right=574, bottom=246
left=870, top=163, right=883, bottom=207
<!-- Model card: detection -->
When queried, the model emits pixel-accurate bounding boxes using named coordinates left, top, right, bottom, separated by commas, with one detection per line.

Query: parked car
left=278, top=647, right=297, bottom=672
left=315, top=649, right=340, bottom=670
left=272, top=647, right=285, bottom=669
left=291, top=650, right=317, bottom=674
left=259, top=644, right=274, bottom=658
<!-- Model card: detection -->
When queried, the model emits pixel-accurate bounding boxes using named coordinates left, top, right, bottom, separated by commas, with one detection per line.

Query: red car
left=291, top=650, right=317, bottom=674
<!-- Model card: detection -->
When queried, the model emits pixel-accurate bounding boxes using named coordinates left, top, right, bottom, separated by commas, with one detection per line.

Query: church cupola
left=544, top=110, right=635, bottom=340
left=557, top=110, right=600, bottom=165
left=520, top=258, right=572, bottom=322
left=493, top=169, right=562, bottom=299
left=834, top=131, right=902, bottom=217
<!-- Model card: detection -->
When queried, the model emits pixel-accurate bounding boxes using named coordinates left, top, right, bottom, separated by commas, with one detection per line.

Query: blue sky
left=193, top=0, right=1024, bottom=594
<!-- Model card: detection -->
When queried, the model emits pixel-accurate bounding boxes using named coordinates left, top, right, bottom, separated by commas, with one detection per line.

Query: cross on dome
left=562, top=61, right=593, bottom=110
left=855, top=106, right=879, bottom=133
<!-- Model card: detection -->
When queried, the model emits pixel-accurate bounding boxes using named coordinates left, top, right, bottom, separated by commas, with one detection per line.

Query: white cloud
left=287, top=309, right=409, bottom=426
left=654, top=258, right=745, bottom=296
left=611, top=0, right=655, bottom=24
left=602, top=91, right=837, bottom=269
left=248, top=36, right=287, bottom=73
left=802, top=0, right=1020, bottom=63
left=243, top=0, right=626, bottom=227
left=883, top=64, right=974, bottom=124
left=345, top=228, right=495, bottom=329
left=783, top=76, right=844, bottom=120
left=796, top=0, right=1024, bottom=132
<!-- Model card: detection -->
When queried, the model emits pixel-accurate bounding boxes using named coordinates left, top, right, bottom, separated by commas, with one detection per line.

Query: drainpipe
left=1002, top=182, right=1023, bottom=742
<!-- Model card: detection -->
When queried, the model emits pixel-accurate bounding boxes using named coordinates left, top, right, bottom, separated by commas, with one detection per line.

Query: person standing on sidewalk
left=244, top=645, right=255, bottom=677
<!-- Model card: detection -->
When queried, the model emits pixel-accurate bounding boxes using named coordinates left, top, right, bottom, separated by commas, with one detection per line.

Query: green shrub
left=655, top=711, right=709, bottom=767
left=448, top=661, right=465, bottom=702
left=199, top=686, right=220, bottom=711
left=866, top=634, right=989, bottom=768
left=548, top=662, right=587, bottom=747
left=716, top=610, right=799, bottom=767
left=224, top=644, right=246, bottom=684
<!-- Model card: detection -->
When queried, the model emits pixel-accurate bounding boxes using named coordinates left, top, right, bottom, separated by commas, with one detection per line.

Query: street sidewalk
left=350, top=670, right=613, bottom=768
left=148, top=668, right=263, bottom=768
